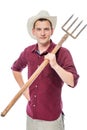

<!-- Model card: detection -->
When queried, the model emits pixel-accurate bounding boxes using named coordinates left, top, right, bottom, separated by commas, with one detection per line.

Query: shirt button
left=33, top=104, right=36, bottom=107
left=35, top=85, right=38, bottom=88
left=34, top=95, right=37, bottom=98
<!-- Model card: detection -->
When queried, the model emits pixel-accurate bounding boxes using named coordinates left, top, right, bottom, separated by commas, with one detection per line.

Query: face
left=32, top=20, right=54, bottom=46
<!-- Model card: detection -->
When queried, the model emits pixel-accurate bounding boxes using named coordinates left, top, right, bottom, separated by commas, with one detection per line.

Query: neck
left=38, top=41, right=50, bottom=54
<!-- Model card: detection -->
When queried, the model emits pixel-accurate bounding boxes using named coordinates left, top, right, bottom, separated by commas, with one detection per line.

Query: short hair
left=33, top=18, right=52, bottom=29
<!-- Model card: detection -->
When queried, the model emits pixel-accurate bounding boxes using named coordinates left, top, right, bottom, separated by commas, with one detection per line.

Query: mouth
left=40, top=37, right=47, bottom=39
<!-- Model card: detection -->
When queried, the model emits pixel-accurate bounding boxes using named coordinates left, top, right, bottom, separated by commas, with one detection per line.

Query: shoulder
left=24, top=44, right=36, bottom=51
left=21, top=44, right=37, bottom=55
left=58, top=47, right=71, bottom=56
left=19, top=44, right=36, bottom=58
left=56, top=47, right=73, bottom=63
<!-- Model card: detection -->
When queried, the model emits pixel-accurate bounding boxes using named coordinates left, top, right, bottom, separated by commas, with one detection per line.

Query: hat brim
left=27, top=15, right=57, bottom=39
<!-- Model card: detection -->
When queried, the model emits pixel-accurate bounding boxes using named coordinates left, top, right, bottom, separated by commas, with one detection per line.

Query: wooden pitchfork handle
left=1, top=34, right=68, bottom=117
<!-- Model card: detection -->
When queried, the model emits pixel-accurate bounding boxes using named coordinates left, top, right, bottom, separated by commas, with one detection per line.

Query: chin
left=39, top=39, right=49, bottom=45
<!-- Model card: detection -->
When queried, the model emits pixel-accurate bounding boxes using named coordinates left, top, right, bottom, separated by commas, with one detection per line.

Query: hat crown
left=37, top=10, right=50, bottom=17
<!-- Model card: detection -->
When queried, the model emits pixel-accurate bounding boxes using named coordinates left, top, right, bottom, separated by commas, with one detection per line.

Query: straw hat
left=27, top=10, right=57, bottom=39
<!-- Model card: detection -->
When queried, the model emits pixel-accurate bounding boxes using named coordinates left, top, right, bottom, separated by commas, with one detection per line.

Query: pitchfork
left=62, top=14, right=87, bottom=39
left=1, top=15, right=87, bottom=117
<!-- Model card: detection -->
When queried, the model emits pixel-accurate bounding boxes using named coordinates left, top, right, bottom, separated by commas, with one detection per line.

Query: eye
left=44, top=28, right=50, bottom=31
left=36, top=28, right=41, bottom=31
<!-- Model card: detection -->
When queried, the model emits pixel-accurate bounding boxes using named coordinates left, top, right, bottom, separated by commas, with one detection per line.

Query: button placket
left=32, top=85, right=38, bottom=108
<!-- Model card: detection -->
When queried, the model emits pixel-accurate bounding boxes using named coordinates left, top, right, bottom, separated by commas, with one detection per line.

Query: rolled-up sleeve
left=11, top=49, right=27, bottom=72
left=57, top=47, right=79, bottom=87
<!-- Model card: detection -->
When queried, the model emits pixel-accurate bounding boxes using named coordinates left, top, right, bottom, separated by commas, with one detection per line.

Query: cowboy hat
left=27, top=10, right=57, bottom=39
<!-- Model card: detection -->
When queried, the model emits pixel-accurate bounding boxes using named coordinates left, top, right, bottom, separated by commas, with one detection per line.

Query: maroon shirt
left=11, top=40, right=79, bottom=121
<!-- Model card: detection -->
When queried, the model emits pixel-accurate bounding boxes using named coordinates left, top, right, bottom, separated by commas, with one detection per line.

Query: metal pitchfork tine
left=62, top=14, right=87, bottom=39
left=1, top=14, right=87, bottom=117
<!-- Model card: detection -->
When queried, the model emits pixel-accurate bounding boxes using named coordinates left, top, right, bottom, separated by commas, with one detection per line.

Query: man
left=11, top=10, right=79, bottom=130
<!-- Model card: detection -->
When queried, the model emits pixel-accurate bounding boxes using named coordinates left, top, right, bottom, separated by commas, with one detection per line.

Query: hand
left=45, top=53, right=57, bottom=69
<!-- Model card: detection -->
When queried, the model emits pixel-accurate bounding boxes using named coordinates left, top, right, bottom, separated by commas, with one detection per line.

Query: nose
left=41, top=29, right=45, bottom=36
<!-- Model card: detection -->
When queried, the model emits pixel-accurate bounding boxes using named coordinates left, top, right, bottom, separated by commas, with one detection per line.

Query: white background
left=0, top=0, right=87, bottom=130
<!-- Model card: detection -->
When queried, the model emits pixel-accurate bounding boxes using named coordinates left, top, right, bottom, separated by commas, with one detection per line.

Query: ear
left=32, top=29, right=35, bottom=36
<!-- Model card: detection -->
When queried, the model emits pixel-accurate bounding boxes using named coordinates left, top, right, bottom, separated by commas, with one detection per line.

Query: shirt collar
left=31, top=40, right=56, bottom=55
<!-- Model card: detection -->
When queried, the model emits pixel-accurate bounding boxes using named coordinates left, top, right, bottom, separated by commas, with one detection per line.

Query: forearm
left=52, top=64, right=74, bottom=87
left=12, top=71, right=30, bottom=100
left=45, top=53, right=74, bottom=87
